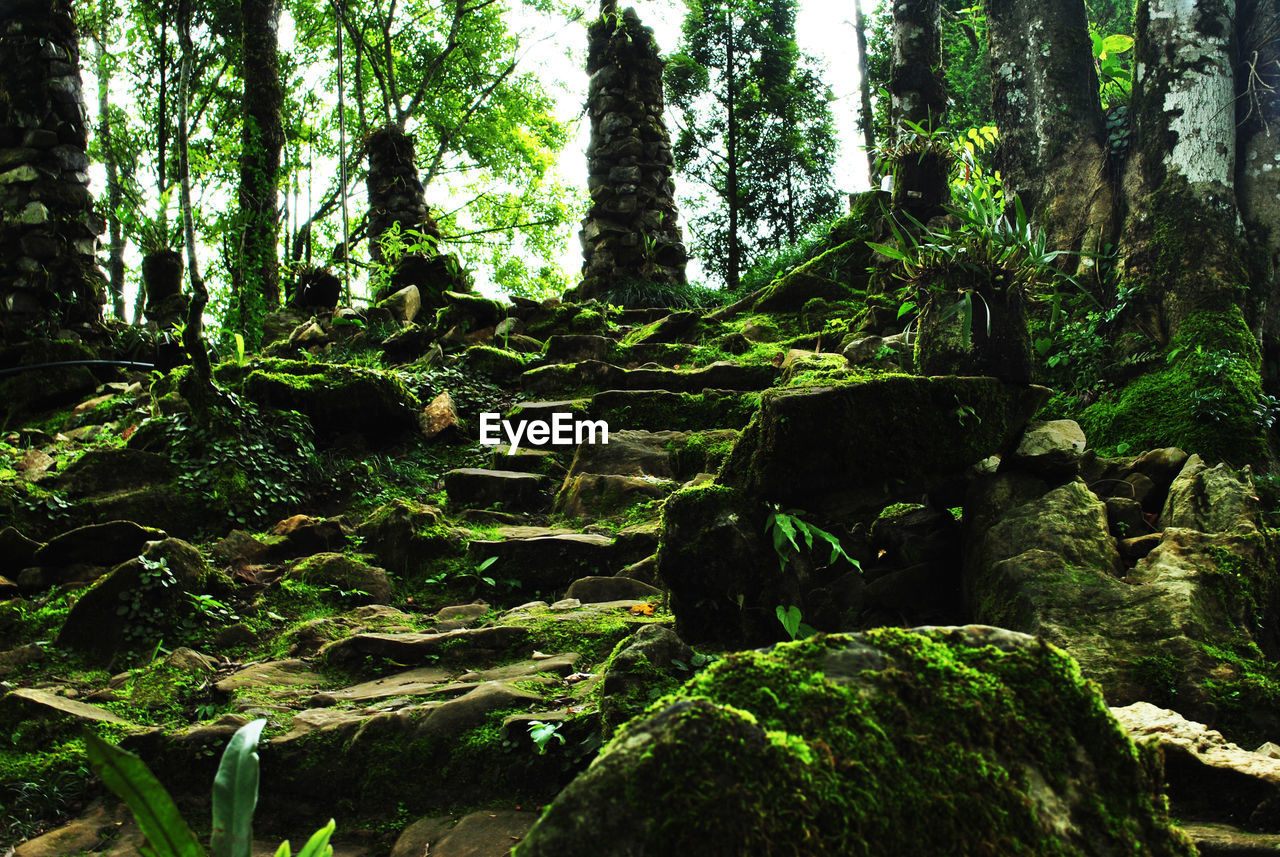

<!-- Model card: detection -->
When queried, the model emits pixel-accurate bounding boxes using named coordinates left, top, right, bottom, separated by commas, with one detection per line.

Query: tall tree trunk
left=726, top=14, right=740, bottom=291
left=177, top=0, right=215, bottom=413
left=137, top=0, right=172, bottom=326
left=94, top=3, right=126, bottom=321
left=1122, top=0, right=1240, bottom=341
left=853, top=0, right=877, bottom=184
left=987, top=0, right=1113, bottom=281
left=890, top=0, right=947, bottom=214
left=1090, top=0, right=1266, bottom=463
left=233, top=0, right=284, bottom=343
left=1237, top=0, right=1280, bottom=385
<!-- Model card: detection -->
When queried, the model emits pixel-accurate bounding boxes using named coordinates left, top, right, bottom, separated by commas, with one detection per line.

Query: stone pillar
left=579, top=4, right=687, bottom=299
left=0, top=0, right=107, bottom=342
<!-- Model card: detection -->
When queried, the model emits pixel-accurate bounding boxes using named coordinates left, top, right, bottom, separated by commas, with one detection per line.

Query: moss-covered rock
left=0, top=339, right=100, bottom=422
left=459, top=345, right=528, bottom=381
left=752, top=242, right=870, bottom=313
left=1079, top=308, right=1265, bottom=463
left=515, top=626, right=1195, bottom=857
left=356, top=499, right=460, bottom=575
left=216, top=358, right=419, bottom=440
left=589, top=389, right=760, bottom=432
left=720, top=375, right=1049, bottom=516
left=287, top=553, right=392, bottom=604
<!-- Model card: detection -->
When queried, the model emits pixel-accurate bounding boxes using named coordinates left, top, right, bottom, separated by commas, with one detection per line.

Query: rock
left=288, top=553, right=392, bottom=604
left=420, top=390, right=461, bottom=440
left=0, top=575, right=18, bottom=598
left=391, top=816, right=456, bottom=857
left=565, top=576, right=662, bottom=603
left=778, top=349, right=851, bottom=385
left=1120, top=532, right=1164, bottom=559
left=402, top=809, right=539, bottom=857
left=554, top=473, right=675, bottom=518
left=379, top=285, right=422, bottom=324
left=842, top=332, right=910, bottom=368
left=323, top=665, right=452, bottom=704
left=268, top=514, right=348, bottom=557
left=2, top=686, right=137, bottom=726
left=564, top=429, right=679, bottom=479
left=215, top=659, right=323, bottom=699
left=163, top=646, right=217, bottom=674
left=239, top=359, right=420, bottom=440
left=53, top=447, right=174, bottom=496
left=1113, top=702, right=1280, bottom=831
left=1005, top=419, right=1087, bottom=478
left=516, top=626, right=1194, bottom=857
left=0, top=525, right=41, bottom=576
left=968, top=475, right=1280, bottom=738
left=211, top=529, right=272, bottom=565
left=320, top=626, right=530, bottom=668
left=32, top=520, right=166, bottom=568
left=56, top=538, right=232, bottom=655
left=17, top=447, right=53, bottom=479
left=467, top=530, right=653, bottom=596
left=357, top=499, right=455, bottom=574
left=544, top=334, right=616, bottom=363
left=599, top=625, right=692, bottom=736
left=436, top=602, right=491, bottom=622
left=1161, top=454, right=1262, bottom=535
left=1106, top=496, right=1148, bottom=539
left=624, top=310, right=702, bottom=344
left=288, top=319, right=329, bottom=347
left=720, top=376, right=1049, bottom=516
left=1180, top=823, right=1280, bottom=855
left=869, top=504, right=958, bottom=568
left=445, top=468, right=550, bottom=512
left=460, top=345, right=527, bottom=381
left=13, top=802, right=135, bottom=857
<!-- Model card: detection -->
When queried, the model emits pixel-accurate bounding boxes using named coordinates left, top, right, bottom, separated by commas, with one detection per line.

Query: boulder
left=235, top=359, right=420, bottom=440
left=554, top=473, right=675, bottom=519
left=1161, top=453, right=1262, bottom=535
left=598, top=625, right=692, bottom=737
left=564, top=576, right=662, bottom=604
left=288, top=553, right=392, bottom=604
left=0, top=526, right=41, bottom=576
left=966, top=477, right=1280, bottom=741
left=378, top=285, right=421, bottom=324
left=445, top=468, right=550, bottom=512
left=720, top=375, right=1049, bottom=517
left=357, top=499, right=458, bottom=574
left=268, top=514, right=348, bottom=558
left=516, top=626, right=1195, bottom=857
left=56, top=538, right=233, bottom=655
left=419, top=391, right=461, bottom=440
left=1004, top=419, right=1088, bottom=478
left=30, top=520, right=166, bottom=569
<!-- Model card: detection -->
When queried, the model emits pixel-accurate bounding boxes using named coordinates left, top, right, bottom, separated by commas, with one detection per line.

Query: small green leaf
left=295, top=820, right=336, bottom=857
left=211, top=719, right=265, bottom=857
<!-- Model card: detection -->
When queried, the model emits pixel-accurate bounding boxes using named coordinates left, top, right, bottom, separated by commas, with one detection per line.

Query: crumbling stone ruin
left=578, top=1, right=687, bottom=299
left=0, top=0, right=106, bottom=341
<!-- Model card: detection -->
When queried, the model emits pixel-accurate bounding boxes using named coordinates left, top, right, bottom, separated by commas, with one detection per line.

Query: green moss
left=1079, top=308, right=1264, bottom=462
left=459, top=345, right=528, bottom=381
left=500, top=605, right=667, bottom=665
left=590, top=390, right=760, bottom=431
left=521, top=630, right=1194, bottom=857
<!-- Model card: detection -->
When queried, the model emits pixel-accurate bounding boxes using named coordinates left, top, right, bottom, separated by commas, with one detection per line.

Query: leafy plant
left=526, top=720, right=565, bottom=755
left=776, top=605, right=817, bottom=641
left=764, top=506, right=859, bottom=573
left=1091, top=27, right=1134, bottom=108
left=84, top=719, right=336, bottom=857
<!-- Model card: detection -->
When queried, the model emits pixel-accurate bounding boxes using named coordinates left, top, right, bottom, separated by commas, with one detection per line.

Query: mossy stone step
left=320, top=625, right=531, bottom=668
left=444, top=468, right=550, bottom=512
left=522, top=360, right=777, bottom=397
left=588, top=389, right=760, bottom=432
left=467, top=528, right=656, bottom=597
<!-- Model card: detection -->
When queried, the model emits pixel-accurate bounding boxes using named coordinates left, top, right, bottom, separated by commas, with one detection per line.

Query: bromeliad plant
left=84, top=719, right=335, bottom=857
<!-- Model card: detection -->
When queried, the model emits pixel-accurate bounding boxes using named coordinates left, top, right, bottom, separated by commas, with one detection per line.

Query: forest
left=4, top=0, right=1280, bottom=854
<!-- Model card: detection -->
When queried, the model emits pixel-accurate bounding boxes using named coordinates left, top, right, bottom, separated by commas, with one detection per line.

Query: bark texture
left=235, top=0, right=285, bottom=331
left=579, top=4, right=687, bottom=299
left=987, top=0, right=1114, bottom=271
left=890, top=0, right=948, bottom=214
left=0, top=0, right=106, bottom=341
left=1122, top=0, right=1241, bottom=341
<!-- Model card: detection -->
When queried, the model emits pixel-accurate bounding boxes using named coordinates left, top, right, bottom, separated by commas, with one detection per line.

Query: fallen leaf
left=629, top=603, right=655, bottom=616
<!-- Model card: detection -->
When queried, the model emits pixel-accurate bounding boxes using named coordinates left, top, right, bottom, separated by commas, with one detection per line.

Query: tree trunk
left=1088, top=0, right=1267, bottom=464
left=853, top=0, right=877, bottom=184
left=987, top=0, right=1113, bottom=279
left=1236, top=0, right=1280, bottom=384
left=177, top=0, right=215, bottom=414
left=890, top=0, right=948, bottom=214
left=233, top=0, right=284, bottom=342
left=726, top=14, right=740, bottom=291
left=1122, top=0, right=1241, bottom=341
left=94, top=4, right=126, bottom=320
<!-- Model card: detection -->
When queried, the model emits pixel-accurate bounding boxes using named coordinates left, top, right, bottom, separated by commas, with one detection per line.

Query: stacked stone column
left=0, top=0, right=106, bottom=341
left=579, top=4, right=687, bottom=299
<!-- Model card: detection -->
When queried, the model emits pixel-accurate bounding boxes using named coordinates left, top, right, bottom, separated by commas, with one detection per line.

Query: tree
left=667, top=0, right=839, bottom=291
left=230, top=0, right=285, bottom=339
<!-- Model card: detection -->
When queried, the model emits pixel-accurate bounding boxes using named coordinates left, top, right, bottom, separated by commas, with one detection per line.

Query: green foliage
left=84, top=719, right=336, bottom=857
left=369, top=223, right=470, bottom=300
left=1091, top=28, right=1135, bottom=107
left=592, top=278, right=727, bottom=309
left=146, top=394, right=320, bottom=528
left=666, top=0, right=840, bottom=289
left=764, top=506, right=859, bottom=573
left=527, top=720, right=566, bottom=755
left=774, top=605, right=817, bottom=641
